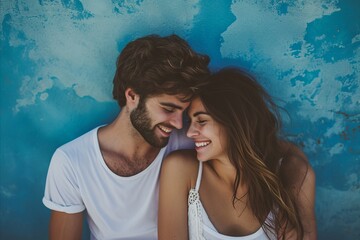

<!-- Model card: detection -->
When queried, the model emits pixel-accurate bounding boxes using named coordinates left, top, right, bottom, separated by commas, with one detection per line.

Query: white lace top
left=188, top=161, right=276, bottom=240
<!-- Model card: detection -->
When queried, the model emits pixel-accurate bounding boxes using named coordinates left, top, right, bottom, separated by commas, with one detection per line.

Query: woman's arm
left=281, top=143, right=317, bottom=240
left=158, top=150, right=198, bottom=240
left=297, top=163, right=316, bottom=240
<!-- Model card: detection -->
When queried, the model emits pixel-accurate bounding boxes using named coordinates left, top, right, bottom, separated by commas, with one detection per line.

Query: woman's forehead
left=188, top=97, right=207, bottom=116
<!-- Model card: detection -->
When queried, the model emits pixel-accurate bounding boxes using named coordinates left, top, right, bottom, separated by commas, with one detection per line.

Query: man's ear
left=125, top=88, right=140, bottom=109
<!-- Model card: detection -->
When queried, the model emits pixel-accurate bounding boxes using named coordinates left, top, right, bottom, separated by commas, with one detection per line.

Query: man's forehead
left=151, top=93, right=191, bottom=102
left=148, top=93, right=191, bottom=108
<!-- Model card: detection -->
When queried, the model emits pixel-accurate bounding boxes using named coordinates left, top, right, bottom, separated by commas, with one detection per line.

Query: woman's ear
left=125, top=88, right=140, bottom=109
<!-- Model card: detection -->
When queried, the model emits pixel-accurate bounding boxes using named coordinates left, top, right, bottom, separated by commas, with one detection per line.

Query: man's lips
left=158, top=125, right=172, bottom=135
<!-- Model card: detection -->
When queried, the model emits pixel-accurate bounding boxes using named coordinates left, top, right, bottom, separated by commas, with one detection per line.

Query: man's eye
left=163, top=108, right=175, bottom=113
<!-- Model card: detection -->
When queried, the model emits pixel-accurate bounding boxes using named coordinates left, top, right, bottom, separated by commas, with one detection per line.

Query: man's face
left=130, top=94, right=190, bottom=148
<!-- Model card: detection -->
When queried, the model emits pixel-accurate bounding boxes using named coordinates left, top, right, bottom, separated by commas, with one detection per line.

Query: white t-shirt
left=43, top=126, right=193, bottom=240
left=188, top=161, right=276, bottom=240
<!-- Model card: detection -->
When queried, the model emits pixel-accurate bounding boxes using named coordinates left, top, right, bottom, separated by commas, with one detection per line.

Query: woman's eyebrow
left=192, top=111, right=209, bottom=117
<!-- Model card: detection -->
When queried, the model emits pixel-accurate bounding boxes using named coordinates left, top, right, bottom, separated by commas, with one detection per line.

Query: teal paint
left=1, top=0, right=359, bottom=239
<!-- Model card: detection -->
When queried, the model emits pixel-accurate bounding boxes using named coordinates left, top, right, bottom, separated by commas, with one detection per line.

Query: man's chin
left=144, top=135, right=169, bottom=148
left=153, top=138, right=169, bottom=148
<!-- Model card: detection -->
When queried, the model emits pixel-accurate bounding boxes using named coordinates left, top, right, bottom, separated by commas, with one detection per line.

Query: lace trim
left=188, top=188, right=206, bottom=240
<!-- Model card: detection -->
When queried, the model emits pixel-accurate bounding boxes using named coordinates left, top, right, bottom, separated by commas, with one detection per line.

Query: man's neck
left=97, top=111, right=162, bottom=176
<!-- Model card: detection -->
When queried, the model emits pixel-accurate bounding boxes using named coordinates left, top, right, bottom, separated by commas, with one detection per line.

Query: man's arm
left=44, top=149, right=86, bottom=240
left=49, top=210, right=83, bottom=240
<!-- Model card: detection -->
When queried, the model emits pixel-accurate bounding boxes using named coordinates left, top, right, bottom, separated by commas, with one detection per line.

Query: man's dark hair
left=112, top=34, right=210, bottom=107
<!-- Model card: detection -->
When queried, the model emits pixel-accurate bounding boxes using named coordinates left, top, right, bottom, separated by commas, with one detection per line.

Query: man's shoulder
left=58, top=126, right=101, bottom=155
left=66, top=126, right=101, bottom=146
left=50, top=126, right=103, bottom=173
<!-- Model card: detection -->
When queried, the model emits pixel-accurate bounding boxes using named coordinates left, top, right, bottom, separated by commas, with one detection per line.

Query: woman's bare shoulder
left=279, top=141, right=315, bottom=191
left=161, top=149, right=200, bottom=187
left=164, top=149, right=198, bottom=167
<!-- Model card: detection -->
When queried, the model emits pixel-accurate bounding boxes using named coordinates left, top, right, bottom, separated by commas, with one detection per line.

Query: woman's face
left=187, top=97, right=227, bottom=162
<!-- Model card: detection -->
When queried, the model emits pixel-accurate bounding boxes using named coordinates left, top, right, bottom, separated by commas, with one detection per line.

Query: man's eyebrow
left=159, top=102, right=184, bottom=110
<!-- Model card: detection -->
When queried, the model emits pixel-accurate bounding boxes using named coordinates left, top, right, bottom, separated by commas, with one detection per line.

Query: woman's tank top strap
left=194, top=161, right=203, bottom=191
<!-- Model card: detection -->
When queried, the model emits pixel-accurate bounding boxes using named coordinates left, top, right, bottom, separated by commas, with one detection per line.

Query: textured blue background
left=1, top=0, right=359, bottom=239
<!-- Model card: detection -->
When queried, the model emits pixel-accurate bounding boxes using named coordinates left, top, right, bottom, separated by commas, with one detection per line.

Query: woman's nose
left=186, top=123, right=199, bottom=138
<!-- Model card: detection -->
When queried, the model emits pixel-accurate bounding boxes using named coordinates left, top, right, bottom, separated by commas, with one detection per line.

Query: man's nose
left=170, top=114, right=183, bottom=130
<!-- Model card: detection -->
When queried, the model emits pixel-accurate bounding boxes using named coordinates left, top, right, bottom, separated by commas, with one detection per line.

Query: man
left=42, top=34, right=210, bottom=240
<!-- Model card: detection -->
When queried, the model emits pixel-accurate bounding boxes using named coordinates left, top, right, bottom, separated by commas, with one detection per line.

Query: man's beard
left=130, top=99, right=170, bottom=148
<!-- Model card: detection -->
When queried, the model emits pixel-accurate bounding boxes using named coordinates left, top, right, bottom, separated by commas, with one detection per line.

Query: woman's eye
left=197, top=120, right=207, bottom=125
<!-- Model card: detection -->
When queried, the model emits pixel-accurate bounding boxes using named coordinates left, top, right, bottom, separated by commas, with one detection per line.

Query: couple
left=43, top=34, right=316, bottom=239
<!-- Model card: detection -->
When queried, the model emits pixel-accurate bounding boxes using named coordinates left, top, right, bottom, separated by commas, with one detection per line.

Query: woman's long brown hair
left=196, top=68, right=304, bottom=239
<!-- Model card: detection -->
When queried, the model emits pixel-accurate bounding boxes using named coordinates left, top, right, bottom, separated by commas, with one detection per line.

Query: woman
left=158, top=68, right=316, bottom=239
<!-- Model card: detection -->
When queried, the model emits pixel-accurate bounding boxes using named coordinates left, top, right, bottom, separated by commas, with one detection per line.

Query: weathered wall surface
left=1, top=0, right=359, bottom=239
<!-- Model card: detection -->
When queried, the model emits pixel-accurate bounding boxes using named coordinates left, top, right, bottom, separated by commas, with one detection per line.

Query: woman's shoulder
left=162, top=149, right=200, bottom=187
left=164, top=149, right=198, bottom=166
left=279, top=141, right=309, bottom=165
left=279, top=141, right=315, bottom=191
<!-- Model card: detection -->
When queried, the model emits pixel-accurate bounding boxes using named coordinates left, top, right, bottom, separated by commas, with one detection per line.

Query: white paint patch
left=221, top=0, right=360, bottom=128
left=4, top=0, right=201, bottom=113
left=13, top=75, right=53, bottom=112
left=221, top=0, right=340, bottom=59
left=346, top=172, right=359, bottom=190
left=352, top=34, right=360, bottom=44
left=324, top=119, right=345, bottom=137
left=329, top=142, right=344, bottom=156
left=0, top=185, right=16, bottom=198
left=40, top=92, right=49, bottom=101
left=315, top=34, right=326, bottom=41
left=303, top=138, right=318, bottom=154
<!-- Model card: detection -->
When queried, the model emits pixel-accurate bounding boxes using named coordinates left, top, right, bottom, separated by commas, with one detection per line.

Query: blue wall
left=1, top=0, right=359, bottom=239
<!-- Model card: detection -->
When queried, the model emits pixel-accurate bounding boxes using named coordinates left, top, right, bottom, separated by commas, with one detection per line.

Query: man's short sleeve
left=42, top=149, right=85, bottom=214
